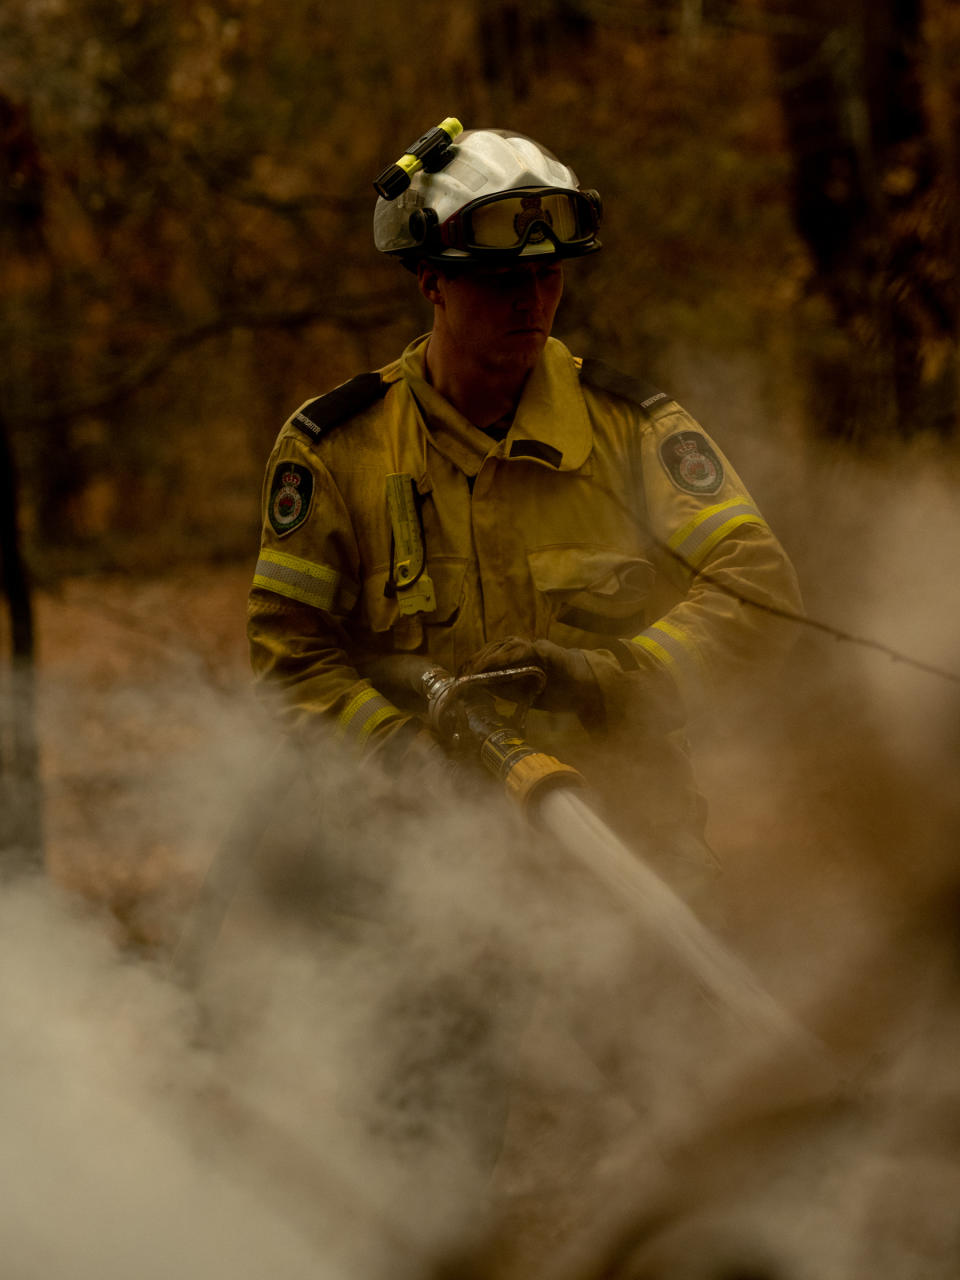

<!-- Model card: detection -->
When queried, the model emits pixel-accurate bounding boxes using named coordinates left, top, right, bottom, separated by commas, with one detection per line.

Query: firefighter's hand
left=460, top=636, right=604, bottom=727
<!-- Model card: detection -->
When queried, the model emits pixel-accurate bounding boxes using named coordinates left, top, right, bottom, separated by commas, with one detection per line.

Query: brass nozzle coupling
left=503, top=752, right=585, bottom=815
left=479, top=727, right=585, bottom=816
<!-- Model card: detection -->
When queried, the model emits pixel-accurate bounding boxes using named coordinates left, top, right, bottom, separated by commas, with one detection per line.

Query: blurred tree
left=0, top=92, right=43, bottom=869
left=0, top=0, right=418, bottom=572
left=0, top=409, right=42, bottom=871
left=766, top=0, right=959, bottom=442
left=476, top=0, right=597, bottom=100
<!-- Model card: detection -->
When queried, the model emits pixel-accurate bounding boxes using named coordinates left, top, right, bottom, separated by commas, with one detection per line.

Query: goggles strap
left=513, top=216, right=563, bottom=252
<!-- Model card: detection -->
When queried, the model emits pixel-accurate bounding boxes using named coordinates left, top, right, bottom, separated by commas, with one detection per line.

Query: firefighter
left=247, top=125, right=802, bottom=865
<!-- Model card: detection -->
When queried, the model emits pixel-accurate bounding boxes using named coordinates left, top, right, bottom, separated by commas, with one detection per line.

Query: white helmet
left=373, top=128, right=602, bottom=267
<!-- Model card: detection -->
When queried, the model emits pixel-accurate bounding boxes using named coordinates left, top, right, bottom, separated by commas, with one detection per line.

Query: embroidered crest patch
left=268, top=462, right=314, bottom=536
left=659, top=431, right=724, bottom=495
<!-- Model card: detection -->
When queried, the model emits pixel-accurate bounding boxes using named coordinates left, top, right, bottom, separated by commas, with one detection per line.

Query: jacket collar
left=393, top=335, right=593, bottom=476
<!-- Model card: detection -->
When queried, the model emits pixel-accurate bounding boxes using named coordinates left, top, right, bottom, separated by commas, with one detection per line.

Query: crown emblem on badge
left=514, top=195, right=553, bottom=244
left=268, top=460, right=314, bottom=535
left=659, top=431, right=724, bottom=495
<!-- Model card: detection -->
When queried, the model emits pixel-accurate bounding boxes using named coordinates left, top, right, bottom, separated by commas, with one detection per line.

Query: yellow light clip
left=386, top=473, right=436, bottom=615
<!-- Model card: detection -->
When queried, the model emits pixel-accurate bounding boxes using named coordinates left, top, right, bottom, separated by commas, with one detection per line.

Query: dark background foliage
left=3, top=0, right=957, bottom=578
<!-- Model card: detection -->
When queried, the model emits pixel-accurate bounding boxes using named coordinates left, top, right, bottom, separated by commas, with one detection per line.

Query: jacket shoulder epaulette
left=578, top=357, right=673, bottom=417
left=289, top=372, right=388, bottom=443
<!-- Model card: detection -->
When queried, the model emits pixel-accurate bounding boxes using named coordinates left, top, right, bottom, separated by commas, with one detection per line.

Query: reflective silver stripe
left=630, top=620, right=704, bottom=701
left=336, top=684, right=401, bottom=748
left=669, top=500, right=766, bottom=569
left=253, top=549, right=356, bottom=612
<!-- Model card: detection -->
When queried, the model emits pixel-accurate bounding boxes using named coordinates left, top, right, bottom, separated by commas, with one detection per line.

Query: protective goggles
left=433, top=187, right=602, bottom=257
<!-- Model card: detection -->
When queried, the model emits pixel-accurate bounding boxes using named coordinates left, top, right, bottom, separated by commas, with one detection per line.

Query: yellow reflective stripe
left=632, top=632, right=675, bottom=668
left=650, top=618, right=692, bottom=649
left=630, top=620, right=705, bottom=699
left=668, top=499, right=744, bottom=550
left=253, top=548, right=353, bottom=612
left=337, top=685, right=380, bottom=731
left=685, top=513, right=767, bottom=568
left=336, top=684, right=401, bottom=748
left=353, top=703, right=399, bottom=747
left=668, top=500, right=766, bottom=569
left=632, top=618, right=697, bottom=664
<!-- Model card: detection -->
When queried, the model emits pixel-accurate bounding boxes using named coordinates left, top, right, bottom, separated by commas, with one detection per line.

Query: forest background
left=2, top=3, right=960, bottom=1273
left=1, top=0, right=959, bottom=916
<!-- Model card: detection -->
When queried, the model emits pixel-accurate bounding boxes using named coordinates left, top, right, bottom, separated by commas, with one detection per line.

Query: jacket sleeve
left=247, top=432, right=416, bottom=760
left=608, top=402, right=803, bottom=723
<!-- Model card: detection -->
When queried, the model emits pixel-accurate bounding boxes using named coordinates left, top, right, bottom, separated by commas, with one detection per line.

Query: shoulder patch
left=659, top=431, right=724, bottom=495
left=290, top=372, right=387, bottom=443
left=268, top=462, right=314, bottom=535
left=578, top=357, right=673, bottom=416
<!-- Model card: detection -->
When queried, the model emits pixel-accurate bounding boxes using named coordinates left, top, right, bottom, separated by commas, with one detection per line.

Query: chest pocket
left=527, top=546, right=655, bottom=648
left=359, top=559, right=468, bottom=653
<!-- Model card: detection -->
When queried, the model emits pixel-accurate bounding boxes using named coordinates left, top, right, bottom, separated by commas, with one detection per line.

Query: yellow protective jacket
left=248, top=335, right=802, bottom=774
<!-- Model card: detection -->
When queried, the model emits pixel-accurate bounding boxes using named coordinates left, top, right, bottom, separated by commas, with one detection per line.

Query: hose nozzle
left=434, top=670, right=585, bottom=816
left=356, top=655, right=584, bottom=814
left=481, top=729, right=585, bottom=814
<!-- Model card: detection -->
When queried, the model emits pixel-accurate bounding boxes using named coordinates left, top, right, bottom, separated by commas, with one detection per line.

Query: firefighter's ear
left=417, top=262, right=445, bottom=307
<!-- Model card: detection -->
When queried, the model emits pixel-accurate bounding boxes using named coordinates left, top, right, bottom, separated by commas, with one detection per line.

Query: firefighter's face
left=421, top=259, right=564, bottom=374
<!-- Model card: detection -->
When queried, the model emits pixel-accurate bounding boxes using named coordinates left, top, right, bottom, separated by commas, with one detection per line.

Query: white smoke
left=2, top=440, right=959, bottom=1280
left=0, top=877, right=332, bottom=1280
left=538, top=437, right=960, bottom=1280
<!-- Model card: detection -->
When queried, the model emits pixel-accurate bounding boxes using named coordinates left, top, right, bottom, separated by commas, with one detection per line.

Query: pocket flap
left=422, top=557, right=468, bottom=626
left=528, top=546, right=654, bottom=640
left=527, top=546, right=654, bottom=598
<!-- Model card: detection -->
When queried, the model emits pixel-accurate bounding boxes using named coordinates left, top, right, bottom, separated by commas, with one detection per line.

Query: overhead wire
left=661, top=539, right=960, bottom=686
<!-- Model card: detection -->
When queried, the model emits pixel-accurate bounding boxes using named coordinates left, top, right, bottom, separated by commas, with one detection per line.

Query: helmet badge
left=514, top=195, right=553, bottom=245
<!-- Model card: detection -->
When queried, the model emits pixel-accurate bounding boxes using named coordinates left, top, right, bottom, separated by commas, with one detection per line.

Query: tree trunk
left=0, top=410, right=43, bottom=872
left=768, top=0, right=959, bottom=443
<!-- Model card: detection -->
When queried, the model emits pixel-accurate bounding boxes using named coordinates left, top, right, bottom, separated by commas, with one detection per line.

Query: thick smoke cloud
left=3, top=440, right=959, bottom=1279
left=533, top=439, right=960, bottom=1280
left=0, top=877, right=327, bottom=1280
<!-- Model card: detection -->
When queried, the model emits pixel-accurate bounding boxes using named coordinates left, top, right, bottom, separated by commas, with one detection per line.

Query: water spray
left=365, top=654, right=832, bottom=1062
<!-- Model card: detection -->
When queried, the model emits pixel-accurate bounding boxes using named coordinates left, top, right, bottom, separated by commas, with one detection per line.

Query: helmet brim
left=407, top=238, right=602, bottom=271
